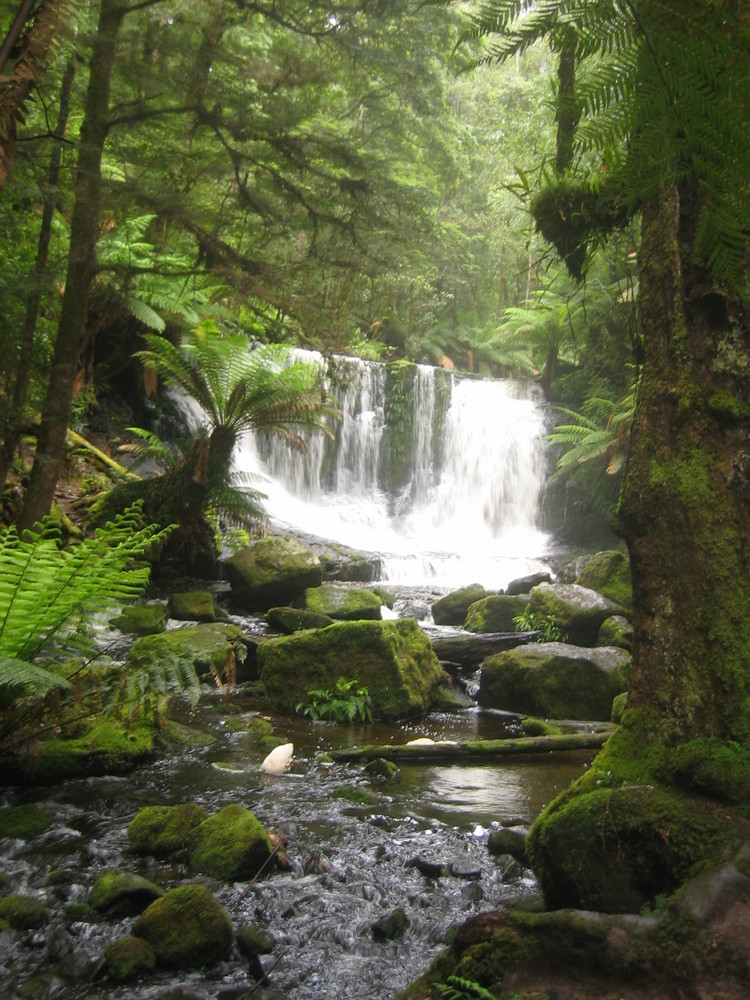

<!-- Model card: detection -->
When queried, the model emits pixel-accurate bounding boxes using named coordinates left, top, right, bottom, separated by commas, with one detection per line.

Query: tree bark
left=17, top=0, right=125, bottom=530
left=0, top=55, right=76, bottom=492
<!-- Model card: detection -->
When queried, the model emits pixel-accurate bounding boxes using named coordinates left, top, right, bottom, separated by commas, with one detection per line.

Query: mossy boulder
left=224, top=536, right=323, bottom=611
left=167, top=590, right=227, bottom=623
left=302, top=583, right=383, bottom=621
left=574, top=549, right=632, bottom=610
left=111, top=602, right=167, bottom=635
left=597, top=614, right=633, bottom=651
left=127, top=803, right=208, bottom=856
left=258, top=618, right=448, bottom=721
left=103, top=935, right=156, bottom=982
left=528, top=783, right=736, bottom=913
left=0, top=803, right=54, bottom=838
left=267, top=606, right=334, bottom=633
left=132, top=884, right=233, bottom=969
left=89, top=870, right=164, bottom=916
left=464, top=594, right=529, bottom=633
left=432, top=585, right=493, bottom=626
left=479, top=642, right=630, bottom=720
left=188, top=804, right=271, bottom=881
left=126, top=622, right=256, bottom=684
left=524, top=583, right=625, bottom=647
left=0, top=894, right=50, bottom=929
left=16, top=721, right=155, bottom=784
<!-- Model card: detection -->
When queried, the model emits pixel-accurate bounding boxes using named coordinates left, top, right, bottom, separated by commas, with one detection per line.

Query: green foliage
left=0, top=503, right=171, bottom=695
left=512, top=611, right=568, bottom=643
left=548, top=382, right=636, bottom=479
left=437, top=976, right=496, bottom=1000
left=296, top=677, right=373, bottom=724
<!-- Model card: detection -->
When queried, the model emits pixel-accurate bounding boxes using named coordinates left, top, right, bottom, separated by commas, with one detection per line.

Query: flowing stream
left=0, top=358, right=591, bottom=999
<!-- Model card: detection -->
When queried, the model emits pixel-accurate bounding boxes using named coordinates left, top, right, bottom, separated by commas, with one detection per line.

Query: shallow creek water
left=0, top=689, right=594, bottom=1000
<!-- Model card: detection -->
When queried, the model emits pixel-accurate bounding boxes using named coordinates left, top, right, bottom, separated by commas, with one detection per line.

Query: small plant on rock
left=512, top=611, right=568, bottom=643
left=296, top=677, right=373, bottom=724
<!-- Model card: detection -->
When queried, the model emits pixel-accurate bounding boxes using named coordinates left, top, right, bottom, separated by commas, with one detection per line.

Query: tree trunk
left=527, top=183, right=750, bottom=912
left=16, top=0, right=124, bottom=530
left=0, top=55, right=76, bottom=492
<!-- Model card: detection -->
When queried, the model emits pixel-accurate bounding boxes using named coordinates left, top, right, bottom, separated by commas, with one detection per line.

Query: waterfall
left=233, top=353, right=551, bottom=590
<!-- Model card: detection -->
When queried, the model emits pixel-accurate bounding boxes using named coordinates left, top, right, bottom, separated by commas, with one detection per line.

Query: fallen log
left=330, top=730, right=612, bottom=764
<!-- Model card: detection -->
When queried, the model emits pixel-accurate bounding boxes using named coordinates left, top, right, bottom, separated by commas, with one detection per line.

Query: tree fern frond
left=0, top=656, right=73, bottom=694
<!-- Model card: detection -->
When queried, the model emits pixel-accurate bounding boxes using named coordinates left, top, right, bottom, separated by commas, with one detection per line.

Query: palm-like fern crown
left=136, top=323, right=340, bottom=448
left=469, top=0, right=750, bottom=293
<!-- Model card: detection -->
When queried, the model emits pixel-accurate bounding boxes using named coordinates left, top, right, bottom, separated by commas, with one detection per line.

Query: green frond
left=0, top=657, right=73, bottom=695
left=125, top=295, right=166, bottom=332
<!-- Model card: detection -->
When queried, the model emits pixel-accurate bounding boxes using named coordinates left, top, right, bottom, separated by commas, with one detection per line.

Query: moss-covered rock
left=302, top=583, right=383, bottom=621
left=597, top=614, right=633, bottom=650
left=167, top=590, right=227, bottom=623
left=188, top=804, right=271, bottom=881
left=611, top=691, right=628, bottom=723
left=103, top=935, right=156, bottom=982
left=574, top=549, right=633, bottom=610
left=267, top=606, right=334, bottom=633
left=479, top=642, right=630, bottom=720
left=125, top=622, right=256, bottom=684
left=111, top=602, right=167, bottom=635
left=0, top=803, right=54, bottom=838
left=372, top=906, right=407, bottom=940
left=127, top=803, right=208, bottom=856
left=15, top=721, right=155, bottom=784
left=431, top=585, right=493, bottom=626
left=89, top=870, right=164, bottom=916
left=236, top=925, right=276, bottom=958
left=464, top=594, right=529, bottom=633
left=524, top=583, right=625, bottom=646
left=0, top=894, right=50, bottom=929
left=132, top=884, right=233, bottom=969
left=258, top=618, right=447, bottom=721
left=520, top=717, right=564, bottom=736
left=224, top=536, right=322, bottom=611
left=333, top=785, right=380, bottom=806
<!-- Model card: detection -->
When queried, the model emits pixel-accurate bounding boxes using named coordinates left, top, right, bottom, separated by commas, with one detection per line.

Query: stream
left=0, top=680, right=594, bottom=1000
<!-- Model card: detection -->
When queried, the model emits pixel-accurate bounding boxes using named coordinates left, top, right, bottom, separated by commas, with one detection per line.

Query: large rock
left=258, top=618, right=448, bottom=720
left=431, top=585, right=494, bottom=626
left=132, top=884, right=233, bottom=969
left=302, top=583, right=383, bottom=621
left=188, top=804, right=271, bottom=881
left=479, top=642, right=631, bottom=720
left=574, top=550, right=632, bottom=610
left=166, top=590, right=227, bottom=623
left=127, top=803, right=208, bottom=856
left=89, top=870, right=164, bottom=917
left=524, top=583, right=624, bottom=646
left=125, top=622, right=257, bottom=684
left=224, top=536, right=322, bottom=610
left=464, top=594, right=529, bottom=633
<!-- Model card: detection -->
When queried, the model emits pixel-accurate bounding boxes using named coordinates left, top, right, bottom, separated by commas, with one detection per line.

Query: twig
left=238, top=841, right=282, bottom=900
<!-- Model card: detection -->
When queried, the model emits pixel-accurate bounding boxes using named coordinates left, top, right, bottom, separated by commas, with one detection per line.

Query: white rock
left=261, top=742, right=294, bottom=774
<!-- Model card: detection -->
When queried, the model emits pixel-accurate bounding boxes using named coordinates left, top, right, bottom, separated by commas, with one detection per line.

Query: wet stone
left=371, top=906, right=407, bottom=941
left=406, top=856, right=446, bottom=878
left=448, top=859, right=482, bottom=880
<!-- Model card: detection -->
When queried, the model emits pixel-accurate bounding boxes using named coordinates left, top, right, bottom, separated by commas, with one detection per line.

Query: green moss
left=103, top=935, right=157, bottom=982
left=126, top=623, right=248, bottom=681
left=610, top=691, right=628, bottom=724
left=432, top=585, right=492, bottom=627
left=127, top=803, right=208, bottom=855
left=0, top=894, right=50, bottom=929
left=167, top=590, right=226, bottom=623
left=88, top=870, right=164, bottom=916
left=21, top=721, right=155, bottom=783
left=267, top=606, right=334, bottom=633
left=0, top=803, right=54, bottom=839
left=521, top=717, right=563, bottom=737
left=111, top=603, right=167, bottom=636
left=707, top=389, right=750, bottom=421
left=464, top=594, right=527, bottom=633
left=333, top=785, right=380, bottom=806
left=132, top=884, right=233, bottom=969
left=303, top=584, right=383, bottom=621
left=649, top=451, right=713, bottom=509
left=455, top=927, right=535, bottom=991
left=574, top=550, right=632, bottom=610
left=660, top=737, right=750, bottom=804
left=188, top=803, right=271, bottom=881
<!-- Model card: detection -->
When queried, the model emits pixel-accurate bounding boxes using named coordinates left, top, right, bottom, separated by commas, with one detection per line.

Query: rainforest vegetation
left=1, top=1, right=750, bottom=996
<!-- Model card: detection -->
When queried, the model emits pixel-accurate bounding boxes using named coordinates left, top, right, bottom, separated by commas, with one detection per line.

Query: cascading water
left=234, top=352, right=552, bottom=590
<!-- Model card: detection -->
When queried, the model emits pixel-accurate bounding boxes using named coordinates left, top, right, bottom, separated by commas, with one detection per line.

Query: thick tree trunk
left=16, top=0, right=124, bottom=530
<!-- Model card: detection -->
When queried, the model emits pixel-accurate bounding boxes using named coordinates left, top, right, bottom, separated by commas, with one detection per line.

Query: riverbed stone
left=372, top=906, right=407, bottom=940
left=258, top=618, right=449, bottom=721
left=224, top=536, right=323, bottom=610
left=127, top=803, right=208, bottom=856
left=0, top=894, right=50, bottom=929
left=89, top=869, right=164, bottom=916
left=188, top=804, right=271, bottom=881
left=132, top=883, right=233, bottom=969
left=302, top=583, right=383, bottom=620
left=125, top=622, right=257, bottom=684
left=574, top=549, right=632, bottom=610
left=167, top=590, right=227, bottom=623
left=464, top=594, right=529, bottom=633
left=479, top=642, right=630, bottom=720
left=111, top=602, right=167, bottom=635
left=103, top=935, right=157, bottom=982
left=0, top=803, right=54, bottom=838
left=431, top=585, right=494, bottom=626
left=267, top=606, right=334, bottom=633
left=487, top=827, right=528, bottom=864
left=524, top=583, right=625, bottom=647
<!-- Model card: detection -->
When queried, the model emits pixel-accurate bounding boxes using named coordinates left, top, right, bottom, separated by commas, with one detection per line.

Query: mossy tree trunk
left=528, top=183, right=750, bottom=913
